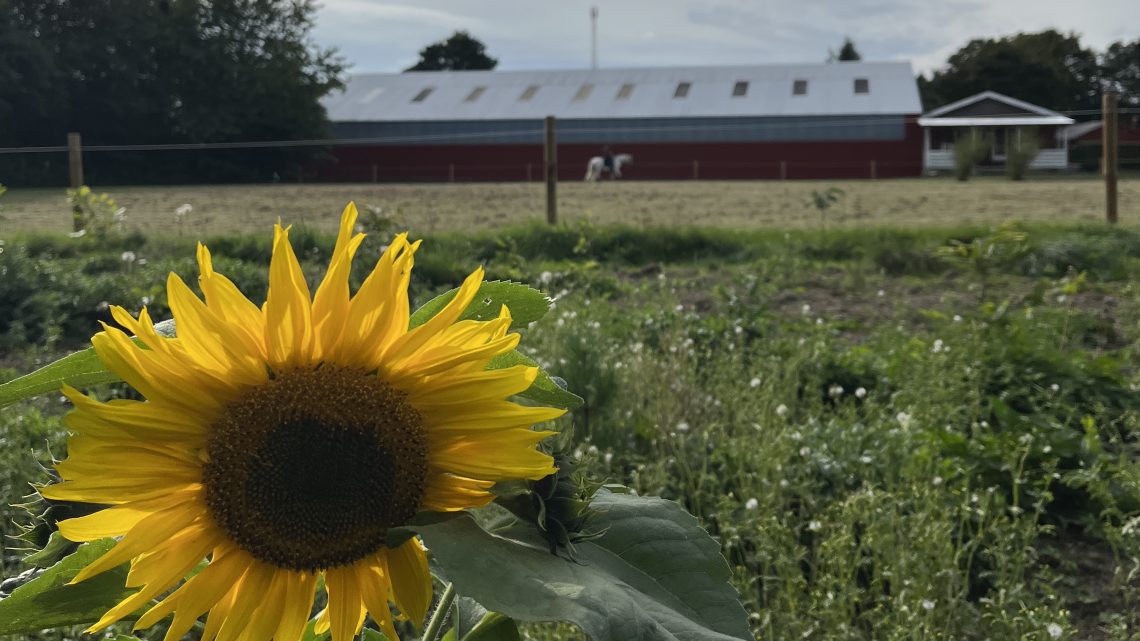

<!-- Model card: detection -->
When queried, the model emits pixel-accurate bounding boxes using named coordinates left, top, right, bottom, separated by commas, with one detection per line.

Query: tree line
left=0, top=0, right=343, bottom=185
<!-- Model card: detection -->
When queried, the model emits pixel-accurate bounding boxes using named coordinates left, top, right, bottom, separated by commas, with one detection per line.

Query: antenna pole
left=590, top=6, right=598, bottom=69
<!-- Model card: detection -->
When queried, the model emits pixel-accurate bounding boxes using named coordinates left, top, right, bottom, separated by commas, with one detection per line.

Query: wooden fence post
left=692, top=160, right=700, bottom=180
left=448, top=163, right=455, bottom=182
left=67, top=132, right=84, bottom=231
left=870, top=160, right=877, bottom=180
left=544, top=116, right=557, bottom=225
left=1104, top=91, right=1119, bottom=224
left=780, top=160, right=787, bottom=180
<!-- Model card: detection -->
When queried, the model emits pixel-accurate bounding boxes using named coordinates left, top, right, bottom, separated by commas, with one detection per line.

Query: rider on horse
left=602, top=146, right=614, bottom=174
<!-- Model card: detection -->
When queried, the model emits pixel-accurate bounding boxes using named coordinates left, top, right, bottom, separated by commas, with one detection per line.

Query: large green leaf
left=0, top=539, right=134, bottom=634
left=410, top=281, right=550, bottom=330
left=0, top=319, right=175, bottom=410
left=414, top=489, right=752, bottom=641
left=487, top=351, right=582, bottom=410
left=0, top=349, right=115, bottom=410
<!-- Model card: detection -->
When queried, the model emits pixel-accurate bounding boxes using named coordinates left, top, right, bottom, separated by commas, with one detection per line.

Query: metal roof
left=323, top=62, right=922, bottom=122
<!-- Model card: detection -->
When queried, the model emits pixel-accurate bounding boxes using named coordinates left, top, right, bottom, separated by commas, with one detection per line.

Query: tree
left=1102, top=39, right=1140, bottom=106
left=828, top=38, right=862, bottom=62
left=918, top=30, right=1100, bottom=112
left=406, top=31, right=498, bottom=72
left=0, top=0, right=345, bottom=184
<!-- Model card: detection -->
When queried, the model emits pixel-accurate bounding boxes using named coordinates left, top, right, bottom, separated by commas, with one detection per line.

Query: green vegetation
left=4, top=221, right=1140, bottom=639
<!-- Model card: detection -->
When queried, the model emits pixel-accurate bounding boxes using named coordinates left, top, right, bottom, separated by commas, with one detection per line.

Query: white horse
left=584, top=153, right=633, bottom=181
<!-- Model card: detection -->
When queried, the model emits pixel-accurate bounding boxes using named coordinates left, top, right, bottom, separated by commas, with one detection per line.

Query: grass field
left=2, top=175, right=1138, bottom=235
left=6, top=180, right=1140, bottom=639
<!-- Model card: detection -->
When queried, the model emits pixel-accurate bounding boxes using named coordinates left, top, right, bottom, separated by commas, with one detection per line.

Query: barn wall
left=316, top=118, right=923, bottom=181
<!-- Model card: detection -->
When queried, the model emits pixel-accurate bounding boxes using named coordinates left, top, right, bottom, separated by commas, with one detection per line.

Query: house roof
left=322, top=62, right=923, bottom=122
left=1057, top=120, right=1103, bottom=142
left=918, top=90, right=1073, bottom=127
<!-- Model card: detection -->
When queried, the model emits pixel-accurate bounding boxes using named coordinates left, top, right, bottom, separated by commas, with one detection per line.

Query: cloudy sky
left=313, top=0, right=1135, bottom=76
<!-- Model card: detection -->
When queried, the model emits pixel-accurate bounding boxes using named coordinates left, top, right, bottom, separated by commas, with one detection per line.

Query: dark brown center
left=203, top=366, right=427, bottom=571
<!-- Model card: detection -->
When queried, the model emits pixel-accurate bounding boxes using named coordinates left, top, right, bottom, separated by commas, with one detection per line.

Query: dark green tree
left=918, top=30, right=1100, bottom=111
left=406, top=31, right=498, bottom=72
left=1102, top=39, right=1140, bottom=106
left=0, top=0, right=345, bottom=184
left=828, top=37, right=862, bottom=62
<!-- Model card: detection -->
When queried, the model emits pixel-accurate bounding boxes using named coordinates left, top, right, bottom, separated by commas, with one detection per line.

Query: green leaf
left=487, top=351, right=582, bottom=410
left=0, top=319, right=174, bottom=410
left=414, top=489, right=751, bottom=641
left=0, top=539, right=134, bottom=634
left=23, top=531, right=77, bottom=568
left=410, top=281, right=550, bottom=330
left=461, top=612, right=521, bottom=641
left=361, top=628, right=390, bottom=641
left=0, top=348, right=116, bottom=410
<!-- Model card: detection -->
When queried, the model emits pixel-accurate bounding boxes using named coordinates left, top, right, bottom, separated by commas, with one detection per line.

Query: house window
left=573, top=84, right=594, bottom=101
left=792, top=79, right=808, bottom=95
left=412, top=87, right=434, bottom=102
left=519, top=85, right=539, bottom=101
left=465, top=86, right=487, bottom=102
left=674, top=82, right=691, bottom=98
left=732, top=81, right=748, bottom=97
left=616, top=83, right=635, bottom=100
left=854, top=78, right=870, bottom=94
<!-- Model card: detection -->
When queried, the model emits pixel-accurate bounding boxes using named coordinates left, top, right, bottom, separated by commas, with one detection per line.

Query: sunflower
left=40, top=204, right=564, bottom=641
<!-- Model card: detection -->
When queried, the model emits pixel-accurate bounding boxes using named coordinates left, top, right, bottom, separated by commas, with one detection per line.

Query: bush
left=1005, top=127, right=1040, bottom=181
left=954, top=129, right=992, bottom=181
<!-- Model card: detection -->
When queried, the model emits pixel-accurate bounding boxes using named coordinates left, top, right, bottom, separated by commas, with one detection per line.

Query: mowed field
left=3, top=175, right=1138, bottom=235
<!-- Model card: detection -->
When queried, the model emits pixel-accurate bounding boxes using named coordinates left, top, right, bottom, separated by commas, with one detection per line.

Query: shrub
left=954, top=128, right=992, bottom=181
left=1005, top=127, right=1040, bottom=181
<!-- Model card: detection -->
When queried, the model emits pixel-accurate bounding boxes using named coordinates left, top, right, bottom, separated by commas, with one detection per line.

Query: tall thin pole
left=544, top=116, right=557, bottom=225
left=67, top=132, right=85, bottom=232
left=1104, top=91, right=1119, bottom=224
left=590, top=7, right=598, bottom=70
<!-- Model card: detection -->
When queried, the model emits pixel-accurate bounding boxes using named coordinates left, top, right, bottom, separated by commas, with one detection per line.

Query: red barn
left=1058, top=117, right=1140, bottom=171
left=317, top=62, right=924, bottom=182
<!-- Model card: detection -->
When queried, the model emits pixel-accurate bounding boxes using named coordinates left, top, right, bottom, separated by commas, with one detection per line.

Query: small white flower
left=932, top=339, right=944, bottom=353
left=1050, top=383, right=1060, bottom=392
left=1046, top=623, right=1063, bottom=640
left=676, top=421, right=690, bottom=432
left=828, top=384, right=844, bottom=398
left=801, top=304, right=811, bottom=315
left=855, top=387, right=867, bottom=399
left=121, top=251, right=136, bottom=263
left=953, top=314, right=962, bottom=323
left=539, top=270, right=553, bottom=285
left=877, top=289, right=885, bottom=297
left=674, top=304, right=684, bottom=312
left=776, top=404, right=789, bottom=417
left=932, top=476, right=943, bottom=486
left=744, top=498, right=759, bottom=510
left=603, top=452, right=613, bottom=465
left=921, top=599, right=935, bottom=611
left=896, top=411, right=912, bottom=428
left=859, top=455, right=873, bottom=464
left=175, top=203, right=193, bottom=217
left=807, top=520, right=822, bottom=532
left=140, top=296, right=152, bottom=306
left=749, top=377, right=762, bottom=389
left=68, top=229, right=87, bottom=238
left=799, top=446, right=811, bottom=457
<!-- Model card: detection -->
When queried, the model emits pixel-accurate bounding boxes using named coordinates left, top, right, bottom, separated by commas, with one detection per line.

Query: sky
left=313, top=0, right=1136, bottom=76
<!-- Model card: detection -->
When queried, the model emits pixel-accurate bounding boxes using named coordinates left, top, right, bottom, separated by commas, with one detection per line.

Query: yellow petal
left=264, top=224, right=313, bottom=369
left=386, top=538, right=432, bottom=628
left=311, top=203, right=366, bottom=360
left=357, top=558, right=399, bottom=641
left=325, top=566, right=366, bottom=641
left=420, top=473, right=497, bottom=512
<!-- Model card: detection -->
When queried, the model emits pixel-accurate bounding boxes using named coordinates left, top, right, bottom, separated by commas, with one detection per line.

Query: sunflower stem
left=423, top=582, right=457, bottom=641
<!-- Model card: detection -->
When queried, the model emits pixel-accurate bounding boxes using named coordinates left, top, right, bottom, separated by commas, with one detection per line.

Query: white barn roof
left=324, top=62, right=922, bottom=122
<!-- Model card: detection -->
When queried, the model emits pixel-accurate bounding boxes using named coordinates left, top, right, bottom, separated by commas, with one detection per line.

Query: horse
left=584, top=153, right=633, bottom=181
